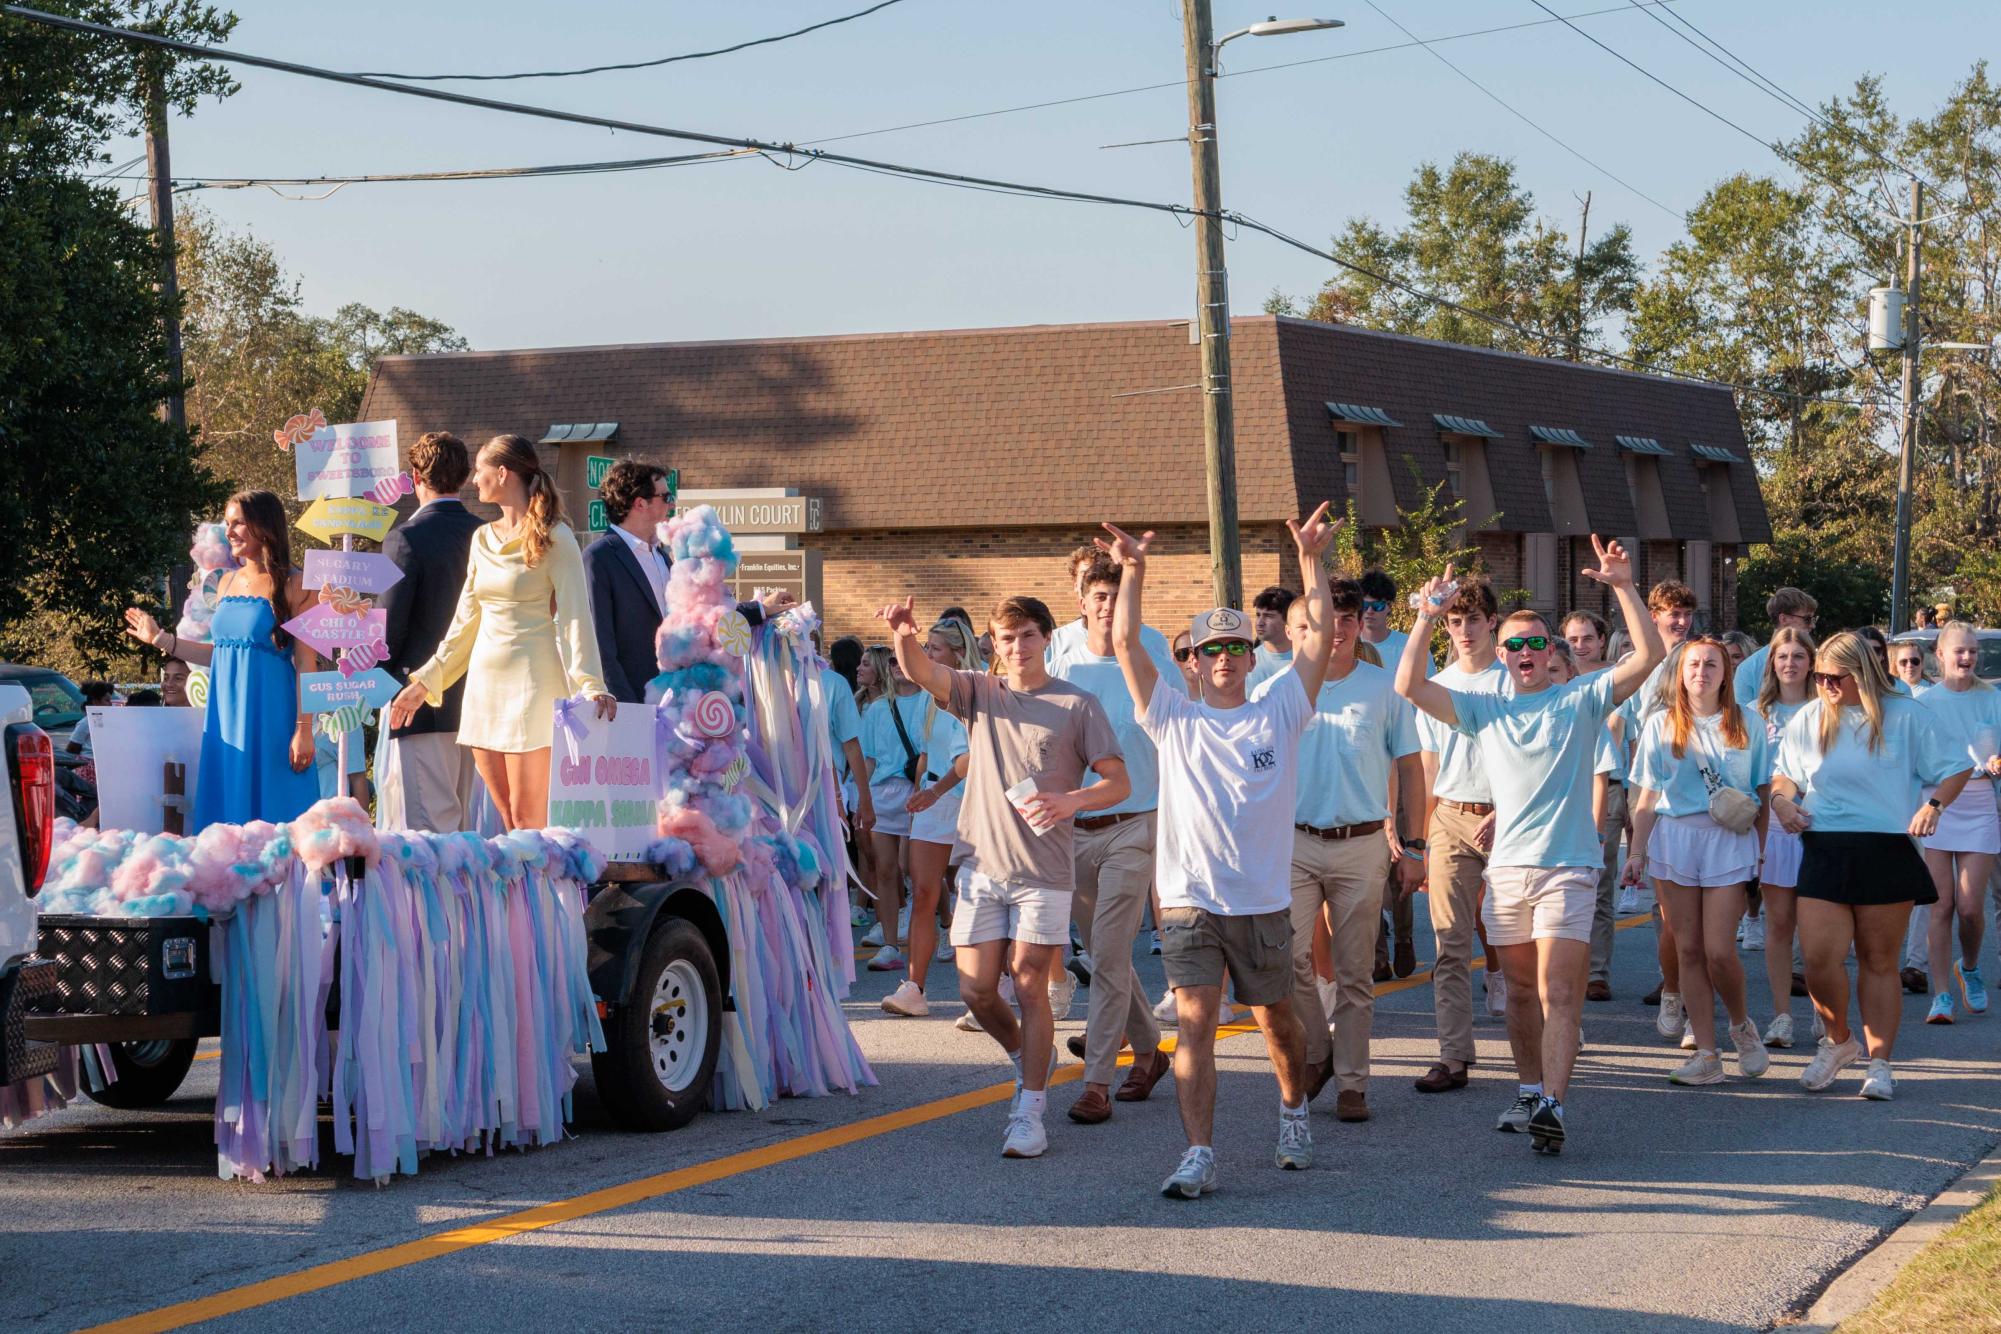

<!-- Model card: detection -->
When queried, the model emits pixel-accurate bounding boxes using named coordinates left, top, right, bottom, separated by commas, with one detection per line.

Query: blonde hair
left=1936, top=621, right=1992, bottom=690
left=856, top=644, right=897, bottom=711
left=483, top=434, right=564, bottom=568
left=1652, top=641, right=1689, bottom=714
left=1665, top=637, right=1749, bottom=756
left=1755, top=625, right=1817, bottom=720
left=924, top=615, right=983, bottom=730
left=1814, top=630, right=1891, bottom=756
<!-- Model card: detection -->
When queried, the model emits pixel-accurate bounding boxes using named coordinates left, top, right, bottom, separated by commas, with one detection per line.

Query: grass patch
left=1841, top=1180, right=2001, bottom=1333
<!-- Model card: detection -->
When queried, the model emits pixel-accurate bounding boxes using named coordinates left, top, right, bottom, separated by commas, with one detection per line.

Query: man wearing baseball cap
left=1098, top=503, right=1340, bottom=1200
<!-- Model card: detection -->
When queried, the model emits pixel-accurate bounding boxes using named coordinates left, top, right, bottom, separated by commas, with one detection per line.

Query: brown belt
left=1294, top=818, right=1386, bottom=842
left=1439, top=800, right=1495, bottom=816
left=1075, top=809, right=1146, bottom=832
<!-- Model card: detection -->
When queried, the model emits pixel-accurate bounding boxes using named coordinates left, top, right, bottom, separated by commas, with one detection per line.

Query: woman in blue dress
left=125, top=490, right=320, bottom=828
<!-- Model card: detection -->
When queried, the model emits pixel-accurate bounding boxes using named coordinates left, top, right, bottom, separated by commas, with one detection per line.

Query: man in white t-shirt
left=1046, top=543, right=1173, bottom=670
left=1101, top=504, right=1338, bottom=1199
left=1396, top=538, right=1662, bottom=1156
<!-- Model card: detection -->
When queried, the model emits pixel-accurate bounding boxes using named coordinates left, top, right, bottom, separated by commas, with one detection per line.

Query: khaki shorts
left=1483, top=866, right=1598, bottom=945
left=1158, top=906, right=1293, bottom=1007
left=949, top=869, right=1072, bottom=948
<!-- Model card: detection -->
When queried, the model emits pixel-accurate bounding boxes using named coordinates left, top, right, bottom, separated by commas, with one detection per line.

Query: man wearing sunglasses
left=1397, top=537, right=1663, bottom=1156
left=1099, top=503, right=1339, bottom=1199
left=1733, top=587, right=1819, bottom=706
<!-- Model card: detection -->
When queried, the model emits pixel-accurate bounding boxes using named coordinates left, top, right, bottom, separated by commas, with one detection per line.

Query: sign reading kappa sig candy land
left=295, top=419, right=401, bottom=501
left=547, top=710, right=660, bottom=861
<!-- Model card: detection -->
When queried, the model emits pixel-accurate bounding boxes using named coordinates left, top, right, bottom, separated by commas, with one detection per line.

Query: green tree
left=0, top=2, right=237, bottom=673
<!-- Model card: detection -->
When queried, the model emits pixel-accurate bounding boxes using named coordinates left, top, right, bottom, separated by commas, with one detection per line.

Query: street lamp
left=1183, top=8, right=1342, bottom=609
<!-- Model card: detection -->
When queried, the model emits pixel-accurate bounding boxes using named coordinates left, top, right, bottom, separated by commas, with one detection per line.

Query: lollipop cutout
left=715, top=609, right=753, bottom=657
left=688, top=690, right=736, bottom=739
left=186, top=669, right=210, bottom=709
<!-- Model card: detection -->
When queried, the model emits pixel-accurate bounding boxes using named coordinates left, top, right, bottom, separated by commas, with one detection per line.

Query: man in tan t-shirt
left=880, top=593, right=1127, bottom=1162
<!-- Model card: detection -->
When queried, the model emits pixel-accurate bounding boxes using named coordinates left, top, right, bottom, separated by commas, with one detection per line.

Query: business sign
left=283, top=604, right=389, bottom=659
left=547, top=710, right=660, bottom=861
left=302, top=548, right=403, bottom=595
left=90, top=705, right=204, bottom=834
left=299, top=667, right=400, bottom=714
left=729, top=550, right=818, bottom=607
left=295, top=420, right=401, bottom=501
left=586, top=455, right=615, bottom=488
left=678, top=492, right=820, bottom=534
left=297, top=497, right=399, bottom=544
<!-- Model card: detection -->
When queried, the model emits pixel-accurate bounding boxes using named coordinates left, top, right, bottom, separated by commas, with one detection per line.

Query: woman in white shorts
left=883, top=616, right=981, bottom=1016
left=1752, top=626, right=1814, bottom=1046
left=1625, top=636, right=1773, bottom=1086
left=858, top=645, right=929, bottom=971
left=1917, top=621, right=2001, bottom=1024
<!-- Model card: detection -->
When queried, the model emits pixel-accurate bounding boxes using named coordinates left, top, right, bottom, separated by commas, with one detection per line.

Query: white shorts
left=908, top=784, right=965, bottom=852
left=1760, top=825, right=1803, bottom=889
left=1483, top=866, right=1597, bottom=945
left=868, top=777, right=915, bottom=838
left=949, top=868, right=1072, bottom=948
left=1922, top=779, right=2001, bottom=855
left=1648, top=811, right=1760, bottom=888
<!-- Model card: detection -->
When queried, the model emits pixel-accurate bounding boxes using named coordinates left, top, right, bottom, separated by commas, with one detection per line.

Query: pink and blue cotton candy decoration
left=177, top=520, right=240, bottom=645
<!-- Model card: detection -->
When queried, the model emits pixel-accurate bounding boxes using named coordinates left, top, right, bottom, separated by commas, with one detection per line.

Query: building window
left=1338, top=429, right=1359, bottom=489
left=1540, top=450, right=1555, bottom=507
left=1442, top=439, right=1462, bottom=496
left=1624, top=455, right=1640, bottom=512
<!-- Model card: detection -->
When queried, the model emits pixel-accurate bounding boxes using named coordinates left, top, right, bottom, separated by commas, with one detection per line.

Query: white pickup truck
left=0, top=681, right=58, bottom=1087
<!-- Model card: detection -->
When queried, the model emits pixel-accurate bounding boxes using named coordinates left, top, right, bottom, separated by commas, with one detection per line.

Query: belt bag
left=1693, top=725, right=1760, bottom=835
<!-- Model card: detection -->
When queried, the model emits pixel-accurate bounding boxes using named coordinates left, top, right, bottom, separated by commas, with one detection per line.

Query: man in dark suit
left=376, top=431, right=485, bottom=832
left=583, top=461, right=795, bottom=703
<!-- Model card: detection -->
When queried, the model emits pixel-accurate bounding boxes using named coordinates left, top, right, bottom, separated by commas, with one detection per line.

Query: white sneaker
left=1495, top=1090, right=1538, bottom=1132
left=1275, top=1114, right=1313, bottom=1170
left=998, top=974, right=1018, bottom=1009
left=1161, top=1146, right=1217, bottom=1199
left=881, top=980, right=929, bottom=1017
left=1859, top=1058, right=1896, bottom=1101
left=1680, top=1021, right=1698, bottom=1051
left=1616, top=885, right=1642, bottom=914
left=1048, top=972, right=1078, bottom=1019
left=1762, top=1013, right=1795, bottom=1049
left=859, top=921, right=885, bottom=948
left=1729, top=1019, right=1770, bottom=1077
left=1811, top=1010, right=1827, bottom=1042
left=1669, top=1051, right=1725, bottom=1085
left=933, top=932, right=955, bottom=964
left=1742, top=912, right=1766, bottom=952
left=1485, top=971, right=1508, bottom=1017
left=1656, top=991, right=1686, bottom=1039
left=1219, top=1001, right=1249, bottom=1026
left=1800, top=1035, right=1863, bottom=1092
left=954, top=1008, right=982, bottom=1032
left=866, top=945, right=905, bottom=972
left=1153, top=989, right=1179, bottom=1027
left=1150, top=930, right=1163, bottom=956
left=1000, top=1113, right=1047, bottom=1158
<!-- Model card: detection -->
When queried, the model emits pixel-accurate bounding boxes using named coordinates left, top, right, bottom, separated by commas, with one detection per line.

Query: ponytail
left=483, top=434, right=566, bottom=567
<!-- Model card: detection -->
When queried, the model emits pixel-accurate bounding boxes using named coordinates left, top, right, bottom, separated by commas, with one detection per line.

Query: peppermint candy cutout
left=714, top=609, right=753, bottom=657
left=368, top=472, right=414, bottom=504
left=317, top=703, right=368, bottom=737
left=688, top=689, right=736, bottom=739
left=339, top=636, right=387, bottom=678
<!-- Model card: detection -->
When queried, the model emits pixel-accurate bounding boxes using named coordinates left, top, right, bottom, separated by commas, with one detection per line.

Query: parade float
left=1, top=410, right=871, bottom=1182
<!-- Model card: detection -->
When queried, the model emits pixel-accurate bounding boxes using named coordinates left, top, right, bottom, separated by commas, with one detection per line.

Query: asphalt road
left=4, top=899, right=1998, bottom=1333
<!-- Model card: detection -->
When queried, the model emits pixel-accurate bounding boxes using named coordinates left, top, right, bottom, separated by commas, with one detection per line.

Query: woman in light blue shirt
left=1750, top=626, right=1815, bottom=1048
left=859, top=652, right=933, bottom=973
left=1624, top=638, right=1772, bottom=1086
left=1914, top=621, right=2001, bottom=1024
left=1771, top=631, right=1973, bottom=1101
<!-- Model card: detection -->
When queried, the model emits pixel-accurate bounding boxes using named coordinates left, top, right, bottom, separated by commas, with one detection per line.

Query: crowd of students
left=829, top=520, right=1998, bottom=1195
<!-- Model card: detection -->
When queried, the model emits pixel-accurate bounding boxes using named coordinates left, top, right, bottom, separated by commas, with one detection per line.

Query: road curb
left=1794, top=1140, right=2001, bottom=1331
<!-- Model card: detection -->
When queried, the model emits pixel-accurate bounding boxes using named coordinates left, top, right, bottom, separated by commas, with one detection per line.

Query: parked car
left=0, top=665, right=86, bottom=744
left=1888, top=628, right=2001, bottom=684
left=0, top=681, right=59, bottom=1088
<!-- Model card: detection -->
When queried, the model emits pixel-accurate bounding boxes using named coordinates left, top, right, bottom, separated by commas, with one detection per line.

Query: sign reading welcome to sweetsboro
left=547, top=710, right=660, bottom=861
left=295, top=420, right=401, bottom=501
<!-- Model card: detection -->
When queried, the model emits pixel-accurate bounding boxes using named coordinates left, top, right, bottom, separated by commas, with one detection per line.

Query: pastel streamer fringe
left=0, top=1044, right=113, bottom=1130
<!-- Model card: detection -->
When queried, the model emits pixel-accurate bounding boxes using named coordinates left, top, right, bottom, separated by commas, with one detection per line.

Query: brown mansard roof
left=361, top=315, right=1770, bottom=543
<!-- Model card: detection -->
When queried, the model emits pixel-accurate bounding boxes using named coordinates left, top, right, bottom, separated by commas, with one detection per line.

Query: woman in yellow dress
left=387, top=434, right=616, bottom=829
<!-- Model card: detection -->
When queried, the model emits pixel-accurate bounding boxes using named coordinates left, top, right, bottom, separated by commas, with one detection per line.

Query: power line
left=346, top=0, right=910, bottom=83
left=170, top=148, right=754, bottom=196
left=1362, top=0, right=1686, bottom=223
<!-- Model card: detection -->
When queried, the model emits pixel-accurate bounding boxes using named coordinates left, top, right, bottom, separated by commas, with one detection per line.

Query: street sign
left=297, top=497, right=398, bottom=544
left=303, top=548, right=403, bottom=595
left=283, top=605, right=389, bottom=659
left=299, top=667, right=399, bottom=714
left=588, top=499, right=608, bottom=533
left=295, top=420, right=401, bottom=501
left=586, top=455, right=615, bottom=488
left=678, top=493, right=820, bottom=534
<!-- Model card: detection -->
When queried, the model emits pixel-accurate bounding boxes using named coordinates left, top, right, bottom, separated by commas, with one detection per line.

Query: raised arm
left=875, top=596, right=954, bottom=705
left=123, top=605, right=214, bottom=668
left=1583, top=536, right=1662, bottom=705
left=1286, top=502, right=1341, bottom=701
left=1096, top=523, right=1160, bottom=719
left=1395, top=566, right=1462, bottom=727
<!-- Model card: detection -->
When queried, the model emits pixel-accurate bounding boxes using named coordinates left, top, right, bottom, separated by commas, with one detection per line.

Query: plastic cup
left=1005, top=777, right=1052, bottom=834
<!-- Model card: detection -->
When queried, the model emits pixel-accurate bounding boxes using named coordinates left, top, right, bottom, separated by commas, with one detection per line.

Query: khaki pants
left=374, top=731, right=476, bottom=834
left=1426, top=803, right=1490, bottom=1066
left=1289, top=830, right=1391, bottom=1093
left=1590, top=782, right=1628, bottom=984
left=1074, top=813, right=1161, bottom=1085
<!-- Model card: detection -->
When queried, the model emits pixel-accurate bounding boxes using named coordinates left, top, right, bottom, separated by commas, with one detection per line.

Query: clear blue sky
left=105, top=0, right=1999, bottom=351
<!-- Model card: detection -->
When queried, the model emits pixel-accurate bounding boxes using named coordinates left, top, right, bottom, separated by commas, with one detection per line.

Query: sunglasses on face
left=1501, top=635, right=1550, bottom=653
left=1172, top=647, right=1194, bottom=662
left=1361, top=599, right=1391, bottom=613
left=1200, top=641, right=1251, bottom=658
left=1812, top=671, right=1851, bottom=689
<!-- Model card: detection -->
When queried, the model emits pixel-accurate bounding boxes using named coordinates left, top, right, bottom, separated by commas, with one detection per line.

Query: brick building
left=360, top=316, right=1770, bottom=643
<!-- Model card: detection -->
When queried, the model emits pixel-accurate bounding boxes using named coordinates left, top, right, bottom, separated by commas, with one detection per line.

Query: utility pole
left=142, top=53, right=187, bottom=431
left=1182, top=0, right=1242, bottom=609
left=1890, top=178, right=1923, bottom=634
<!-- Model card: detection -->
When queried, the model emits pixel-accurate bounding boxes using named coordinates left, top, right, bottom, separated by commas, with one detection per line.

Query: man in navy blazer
left=376, top=431, right=486, bottom=832
left=583, top=461, right=794, bottom=703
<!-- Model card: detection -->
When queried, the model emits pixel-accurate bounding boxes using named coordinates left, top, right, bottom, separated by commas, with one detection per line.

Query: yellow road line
left=91, top=913, right=1658, bottom=1332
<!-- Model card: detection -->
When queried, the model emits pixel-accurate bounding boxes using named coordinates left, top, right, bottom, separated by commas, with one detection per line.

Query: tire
left=590, top=917, right=721, bottom=1132
left=87, top=1038, right=199, bottom=1109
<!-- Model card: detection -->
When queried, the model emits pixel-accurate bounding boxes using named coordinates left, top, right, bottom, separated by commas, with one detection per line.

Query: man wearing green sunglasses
left=1396, top=536, right=1663, bottom=1158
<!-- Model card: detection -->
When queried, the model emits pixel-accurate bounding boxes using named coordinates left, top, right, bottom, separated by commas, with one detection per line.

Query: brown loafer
left=1393, top=937, right=1416, bottom=978
left=1115, top=1049, right=1171, bottom=1102
left=1586, top=980, right=1612, bottom=1002
left=1413, top=1061, right=1469, bottom=1093
left=1305, top=1053, right=1335, bottom=1102
left=1335, top=1090, right=1369, bottom=1122
left=1068, top=1033, right=1129, bottom=1060
left=1067, top=1086, right=1113, bottom=1124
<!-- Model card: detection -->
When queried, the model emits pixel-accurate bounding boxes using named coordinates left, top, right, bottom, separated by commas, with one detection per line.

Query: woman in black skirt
left=1769, top=631, right=1972, bottom=1101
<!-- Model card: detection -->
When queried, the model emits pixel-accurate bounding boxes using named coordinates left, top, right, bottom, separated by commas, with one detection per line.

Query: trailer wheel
left=88, top=1038, right=199, bottom=1109
left=591, top=918, right=721, bottom=1132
